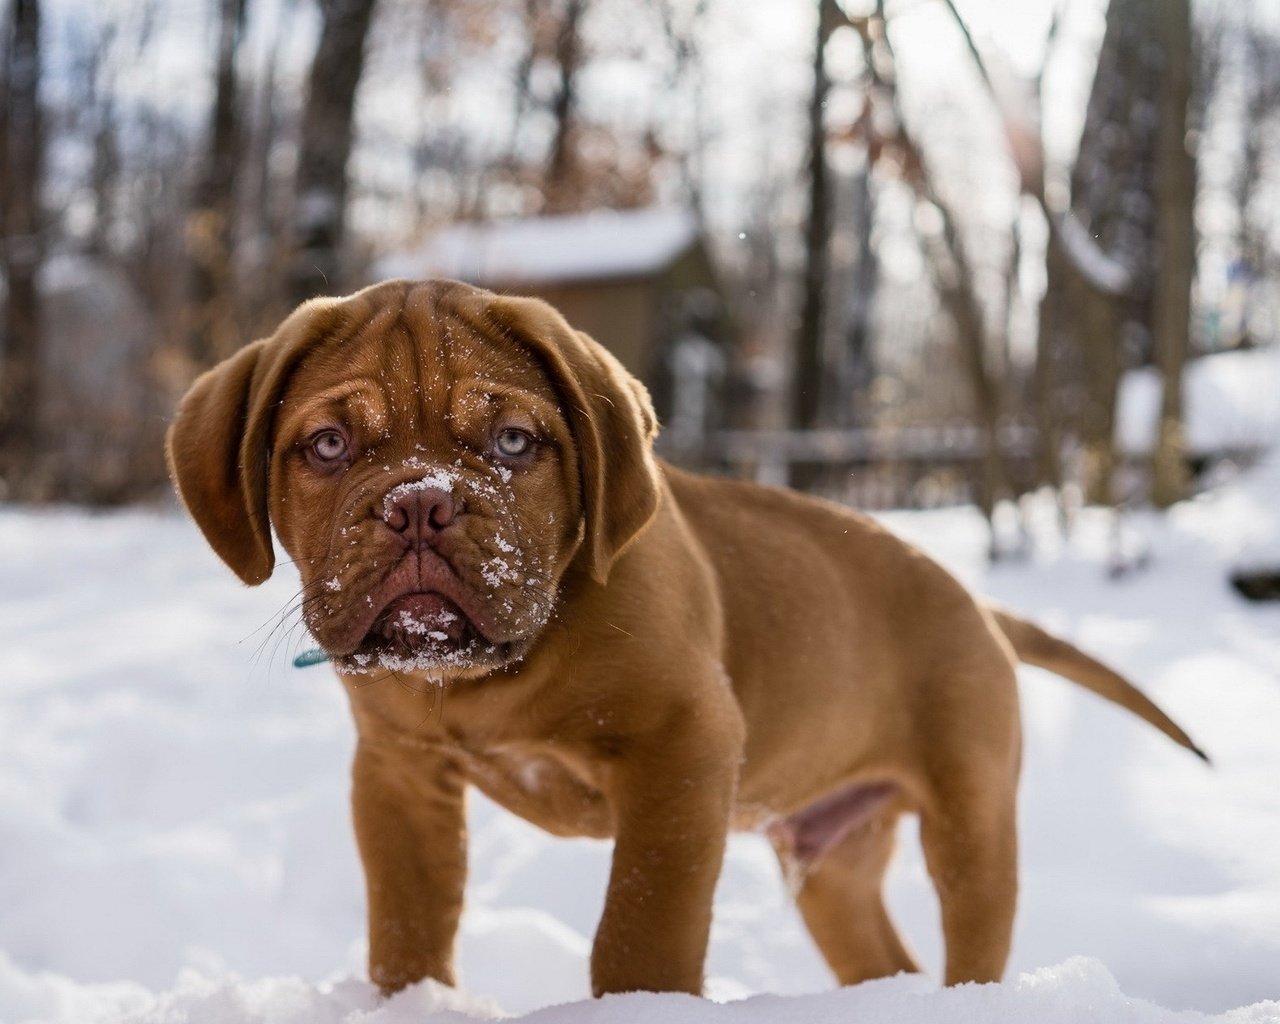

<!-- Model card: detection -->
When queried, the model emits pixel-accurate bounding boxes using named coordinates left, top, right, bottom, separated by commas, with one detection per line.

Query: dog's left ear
left=166, top=299, right=342, bottom=585
left=484, top=294, right=661, bottom=585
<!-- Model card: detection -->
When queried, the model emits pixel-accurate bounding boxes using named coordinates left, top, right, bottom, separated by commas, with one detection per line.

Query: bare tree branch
left=926, top=0, right=1136, bottom=299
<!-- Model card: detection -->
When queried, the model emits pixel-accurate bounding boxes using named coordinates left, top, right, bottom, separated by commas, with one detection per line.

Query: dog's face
left=167, top=280, right=660, bottom=680
left=268, top=294, right=581, bottom=677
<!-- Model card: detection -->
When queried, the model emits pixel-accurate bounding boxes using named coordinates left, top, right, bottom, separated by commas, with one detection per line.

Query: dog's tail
left=988, top=605, right=1209, bottom=763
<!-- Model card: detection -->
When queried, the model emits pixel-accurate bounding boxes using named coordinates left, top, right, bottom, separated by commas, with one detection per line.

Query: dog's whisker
left=247, top=597, right=306, bottom=657
left=271, top=618, right=311, bottom=664
left=239, top=594, right=304, bottom=645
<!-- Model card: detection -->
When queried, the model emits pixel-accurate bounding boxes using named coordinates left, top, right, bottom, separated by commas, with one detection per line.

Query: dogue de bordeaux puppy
left=167, top=278, right=1205, bottom=999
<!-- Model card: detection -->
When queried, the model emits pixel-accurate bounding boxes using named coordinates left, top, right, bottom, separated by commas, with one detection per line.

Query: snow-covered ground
left=2, top=466, right=1279, bottom=1024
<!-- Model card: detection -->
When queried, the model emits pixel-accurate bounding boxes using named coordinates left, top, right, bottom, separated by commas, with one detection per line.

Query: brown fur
left=167, top=279, right=1204, bottom=998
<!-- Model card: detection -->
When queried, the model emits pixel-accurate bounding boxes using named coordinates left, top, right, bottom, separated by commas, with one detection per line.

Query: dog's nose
left=381, top=484, right=457, bottom=543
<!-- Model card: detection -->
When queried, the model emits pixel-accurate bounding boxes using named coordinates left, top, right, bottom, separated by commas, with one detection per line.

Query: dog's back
left=659, top=462, right=1020, bottom=803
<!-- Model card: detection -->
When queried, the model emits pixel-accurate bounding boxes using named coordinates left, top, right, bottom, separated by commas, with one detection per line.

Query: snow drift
left=2, top=467, right=1279, bottom=1022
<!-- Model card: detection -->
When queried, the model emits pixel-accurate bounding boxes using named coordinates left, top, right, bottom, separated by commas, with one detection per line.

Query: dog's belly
left=459, top=738, right=900, bottom=872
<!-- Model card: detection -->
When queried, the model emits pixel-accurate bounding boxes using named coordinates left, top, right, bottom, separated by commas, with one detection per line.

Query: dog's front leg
left=590, top=700, right=744, bottom=997
left=352, top=739, right=467, bottom=994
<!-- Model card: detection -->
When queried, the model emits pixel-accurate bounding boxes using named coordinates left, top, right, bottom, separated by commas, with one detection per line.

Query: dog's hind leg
left=919, top=780, right=1018, bottom=985
left=775, top=813, right=920, bottom=986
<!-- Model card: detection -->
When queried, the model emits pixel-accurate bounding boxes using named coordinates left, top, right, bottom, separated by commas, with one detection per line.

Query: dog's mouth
left=333, top=590, right=515, bottom=677
left=375, top=591, right=472, bottom=645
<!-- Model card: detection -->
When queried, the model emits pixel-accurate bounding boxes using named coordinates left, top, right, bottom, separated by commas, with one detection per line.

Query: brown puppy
left=167, top=279, right=1204, bottom=999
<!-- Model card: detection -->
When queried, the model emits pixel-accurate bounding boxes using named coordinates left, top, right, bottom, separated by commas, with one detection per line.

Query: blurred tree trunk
left=289, top=0, right=379, bottom=306
left=0, top=0, right=44, bottom=498
left=929, top=199, right=1007, bottom=530
left=1149, top=0, right=1194, bottom=508
left=656, top=0, right=711, bottom=216
left=1073, top=276, right=1124, bottom=505
left=543, top=0, right=586, bottom=213
left=1051, top=0, right=1162, bottom=505
left=849, top=3, right=1011, bottom=533
left=789, top=0, right=837, bottom=482
left=934, top=0, right=1123, bottom=510
left=936, top=0, right=1200, bottom=518
left=242, top=0, right=298, bottom=332
left=838, top=161, right=876, bottom=428
left=1033, top=238, right=1067, bottom=493
left=509, top=0, right=541, bottom=163
left=79, top=23, right=121, bottom=259
left=1234, top=24, right=1280, bottom=342
left=186, top=0, right=248, bottom=368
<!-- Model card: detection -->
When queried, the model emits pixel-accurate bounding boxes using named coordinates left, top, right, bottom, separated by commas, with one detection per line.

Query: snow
left=380, top=468, right=463, bottom=520
left=1056, top=210, right=1135, bottom=295
left=1219, top=451, right=1280, bottom=573
left=1116, top=346, right=1280, bottom=458
left=2, top=957, right=1276, bottom=1024
left=376, top=208, right=699, bottom=288
left=2, top=468, right=1280, bottom=1023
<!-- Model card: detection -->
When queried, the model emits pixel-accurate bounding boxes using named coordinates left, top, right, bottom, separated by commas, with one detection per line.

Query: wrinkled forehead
left=278, top=283, right=563, bottom=438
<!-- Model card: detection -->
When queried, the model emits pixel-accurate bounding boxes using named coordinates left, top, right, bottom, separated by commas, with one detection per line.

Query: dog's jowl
left=168, top=278, right=1205, bottom=999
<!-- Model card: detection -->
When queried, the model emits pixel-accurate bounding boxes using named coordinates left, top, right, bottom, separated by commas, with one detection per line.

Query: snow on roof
left=1116, top=345, right=1280, bottom=457
left=376, top=207, right=700, bottom=287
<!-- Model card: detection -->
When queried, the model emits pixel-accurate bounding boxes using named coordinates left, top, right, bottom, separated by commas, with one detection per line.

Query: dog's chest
left=450, top=739, right=616, bottom=840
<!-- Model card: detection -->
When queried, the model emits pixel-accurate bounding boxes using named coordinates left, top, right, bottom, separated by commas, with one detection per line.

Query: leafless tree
left=789, top=0, right=839, bottom=444
left=185, top=0, right=249, bottom=368
left=935, top=0, right=1197, bottom=512
left=1150, top=0, right=1195, bottom=507
left=1072, top=18, right=1153, bottom=505
left=0, top=0, right=44, bottom=497
left=543, top=0, right=587, bottom=212
left=241, top=0, right=302, bottom=333
left=654, top=0, right=711, bottom=215
left=837, top=107, right=878, bottom=432
left=289, top=0, right=380, bottom=305
left=69, top=19, right=123, bottom=258
left=1232, top=15, right=1280, bottom=344
left=935, top=0, right=1202, bottom=512
left=849, top=4, right=1015, bottom=535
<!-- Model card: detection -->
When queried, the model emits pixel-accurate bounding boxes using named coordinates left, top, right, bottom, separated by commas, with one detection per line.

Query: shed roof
left=377, top=207, right=700, bottom=287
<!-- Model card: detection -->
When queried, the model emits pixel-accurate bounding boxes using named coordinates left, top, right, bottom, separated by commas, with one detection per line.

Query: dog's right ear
left=166, top=298, right=347, bottom=585
left=166, top=340, right=277, bottom=585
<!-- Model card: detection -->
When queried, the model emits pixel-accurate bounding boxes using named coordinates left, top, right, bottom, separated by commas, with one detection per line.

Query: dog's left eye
left=494, top=428, right=534, bottom=458
left=310, top=430, right=349, bottom=462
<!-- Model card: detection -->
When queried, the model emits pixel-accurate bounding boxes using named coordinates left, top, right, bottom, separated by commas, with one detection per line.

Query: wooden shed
left=378, top=208, right=730, bottom=436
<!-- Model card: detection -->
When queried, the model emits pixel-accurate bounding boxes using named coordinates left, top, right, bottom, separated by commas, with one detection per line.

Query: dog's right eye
left=494, top=428, right=534, bottom=459
left=309, top=430, right=349, bottom=463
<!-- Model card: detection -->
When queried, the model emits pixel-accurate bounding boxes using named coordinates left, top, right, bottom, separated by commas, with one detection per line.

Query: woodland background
left=1, top=0, right=1277, bottom=542
left=3, top=3, right=1280, bottom=1019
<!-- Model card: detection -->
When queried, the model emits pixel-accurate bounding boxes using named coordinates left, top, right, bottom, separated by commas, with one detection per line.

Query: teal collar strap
left=293, top=648, right=330, bottom=669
